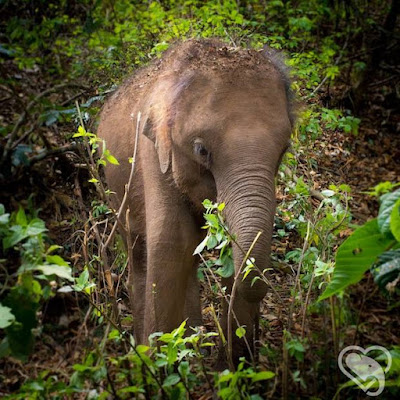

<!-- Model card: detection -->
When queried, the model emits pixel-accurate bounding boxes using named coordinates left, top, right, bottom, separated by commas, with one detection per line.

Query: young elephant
left=97, top=39, right=293, bottom=363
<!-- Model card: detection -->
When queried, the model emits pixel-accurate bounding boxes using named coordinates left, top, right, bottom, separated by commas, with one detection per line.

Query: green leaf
left=35, top=264, right=74, bottom=281
left=204, top=214, right=218, bottom=227
left=0, top=304, right=15, bottom=329
left=217, top=203, right=225, bottom=211
left=252, top=371, right=275, bottom=382
left=206, top=234, right=218, bottom=250
left=3, top=275, right=41, bottom=360
left=163, top=373, right=180, bottom=387
left=378, top=189, right=400, bottom=235
left=321, top=189, right=335, bottom=197
left=215, top=253, right=234, bottom=278
left=319, top=219, right=395, bottom=300
left=73, top=126, right=91, bottom=138
left=136, top=344, right=149, bottom=354
left=16, top=206, right=27, bottom=227
left=46, top=245, right=62, bottom=255
left=3, top=225, right=28, bottom=249
left=235, top=326, right=246, bottom=338
left=390, top=199, right=400, bottom=241
left=76, top=269, right=89, bottom=286
left=46, top=255, right=69, bottom=267
left=26, top=219, right=47, bottom=236
left=105, top=153, right=119, bottom=165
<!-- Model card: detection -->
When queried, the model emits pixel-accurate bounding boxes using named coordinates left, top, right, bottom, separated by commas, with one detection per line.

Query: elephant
left=97, top=39, right=294, bottom=364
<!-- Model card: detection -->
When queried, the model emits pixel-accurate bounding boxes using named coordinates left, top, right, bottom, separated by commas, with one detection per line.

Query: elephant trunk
left=216, top=164, right=276, bottom=303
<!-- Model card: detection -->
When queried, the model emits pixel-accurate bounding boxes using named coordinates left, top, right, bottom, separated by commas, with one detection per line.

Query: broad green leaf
left=319, top=219, right=395, bottom=300
left=26, top=219, right=47, bottom=236
left=0, top=304, right=15, bottom=329
left=3, top=225, right=28, bottom=249
left=378, top=189, right=400, bottom=235
left=163, top=373, right=180, bottom=387
left=35, top=264, right=73, bottom=281
left=390, top=199, right=400, bottom=241
left=252, top=371, right=275, bottom=382
left=206, top=234, right=218, bottom=250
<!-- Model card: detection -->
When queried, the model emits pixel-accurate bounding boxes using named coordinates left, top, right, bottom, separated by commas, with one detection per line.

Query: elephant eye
left=193, top=140, right=209, bottom=157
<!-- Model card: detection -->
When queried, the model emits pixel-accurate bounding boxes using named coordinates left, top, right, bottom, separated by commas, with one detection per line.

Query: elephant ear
left=140, top=101, right=172, bottom=174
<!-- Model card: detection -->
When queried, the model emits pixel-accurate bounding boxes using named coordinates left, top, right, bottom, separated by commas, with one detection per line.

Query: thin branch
left=28, top=143, right=78, bottom=165
left=102, top=111, right=141, bottom=251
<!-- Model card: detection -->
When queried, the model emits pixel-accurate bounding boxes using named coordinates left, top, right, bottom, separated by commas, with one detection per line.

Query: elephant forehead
left=176, top=75, right=290, bottom=130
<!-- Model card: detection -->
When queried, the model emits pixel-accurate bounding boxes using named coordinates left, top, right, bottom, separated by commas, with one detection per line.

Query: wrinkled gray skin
left=97, top=39, right=293, bottom=364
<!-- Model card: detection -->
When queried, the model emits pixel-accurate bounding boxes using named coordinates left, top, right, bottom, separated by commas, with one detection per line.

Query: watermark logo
left=338, top=345, right=392, bottom=396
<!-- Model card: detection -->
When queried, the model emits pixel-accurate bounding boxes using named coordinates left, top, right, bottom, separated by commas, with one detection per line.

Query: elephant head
left=139, top=40, right=294, bottom=361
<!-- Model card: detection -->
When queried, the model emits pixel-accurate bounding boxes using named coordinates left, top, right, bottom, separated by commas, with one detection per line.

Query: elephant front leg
left=184, top=260, right=203, bottom=328
left=143, top=227, right=199, bottom=341
left=126, top=236, right=147, bottom=344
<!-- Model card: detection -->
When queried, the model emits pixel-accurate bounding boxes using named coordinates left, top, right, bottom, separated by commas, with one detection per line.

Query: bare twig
left=28, top=143, right=78, bottom=165
left=102, top=111, right=141, bottom=250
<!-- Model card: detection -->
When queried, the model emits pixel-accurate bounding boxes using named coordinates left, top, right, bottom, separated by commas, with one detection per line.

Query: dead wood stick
left=28, top=143, right=78, bottom=165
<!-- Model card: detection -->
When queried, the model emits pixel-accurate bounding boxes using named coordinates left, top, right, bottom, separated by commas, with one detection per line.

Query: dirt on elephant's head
left=114, top=38, right=295, bottom=127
